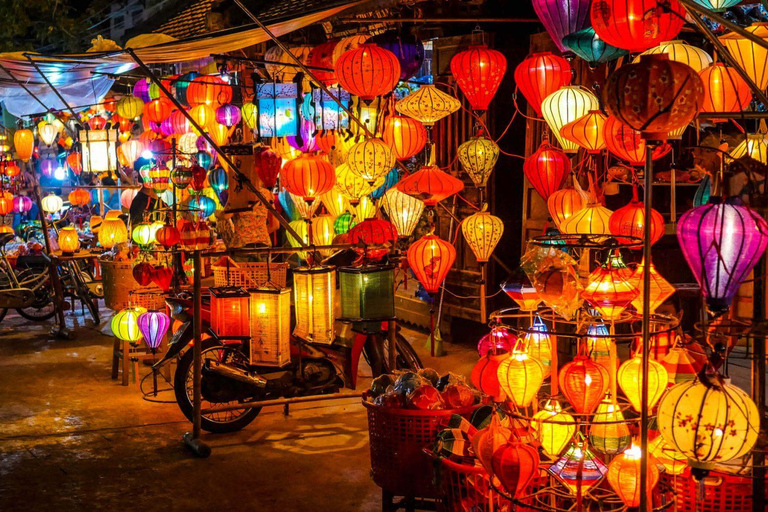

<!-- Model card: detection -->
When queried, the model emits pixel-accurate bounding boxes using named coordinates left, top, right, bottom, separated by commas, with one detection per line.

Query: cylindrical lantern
left=591, top=0, right=686, bottom=52
left=461, top=209, right=504, bottom=263
left=581, top=253, right=639, bottom=319
left=532, top=400, right=576, bottom=458
left=293, top=267, right=335, bottom=345
left=137, top=311, right=170, bottom=352
left=524, top=142, right=571, bottom=200
left=559, top=355, right=610, bottom=414
left=381, top=187, right=424, bottom=237
left=589, top=397, right=631, bottom=455
left=58, top=227, right=80, bottom=255
left=617, top=354, right=669, bottom=413
left=346, top=138, right=397, bottom=184
left=635, top=40, right=713, bottom=72
left=249, top=287, right=292, bottom=367
left=281, top=154, right=336, bottom=202
left=14, top=129, right=34, bottom=162
left=450, top=45, right=507, bottom=111
left=407, top=233, right=456, bottom=293
left=719, top=23, right=768, bottom=90
left=382, top=115, right=427, bottom=161
left=339, top=265, right=395, bottom=321
left=396, top=164, right=464, bottom=207
left=547, top=187, right=586, bottom=230
left=458, top=136, right=500, bottom=188
left=560, top=110, right=606, bottom=153
left=395, top=85, right=461, bottom=126
left=210, top=287, right=250, bottom=338
left=335, top=44, right=401, bottom=101
left=607, top=444, right=659, bottom=507
left=541, top=86, right=599, bottom=153
left=497, top=350, right=545, bottom=408
left=514, top=52, right=572, bottom=116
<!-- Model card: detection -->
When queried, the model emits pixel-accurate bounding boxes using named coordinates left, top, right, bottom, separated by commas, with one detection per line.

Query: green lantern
left=339, top=265, right=395, bottom=324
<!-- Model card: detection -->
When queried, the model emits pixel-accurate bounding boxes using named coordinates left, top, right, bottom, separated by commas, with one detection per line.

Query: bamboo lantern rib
left=514, top=52, right=572, bottom=116
left=720, top=23, right=768, bottom=90
left=560, top=110, right=607, bottom=153
left=730, top=134, right=768, bottom=164
left=541, top=86, right=599, bottom=153
left=462, top=210, right=504, bottom=262
left=700, top=63, right=753, bottom=115
left=346, top=138, right=397, bottom=184
left=548, top=188, right=586, bottom=229
left=560, top=203, right=613, bottom=235
left=457, top=136, right=500, bottom=188
left=382, top=187, right=425, bottom=237
left=395, top=85, right=461, bottom=126
left=382, top=115, right=428, bottom=161
left=395, top=165, right=464, bottom=206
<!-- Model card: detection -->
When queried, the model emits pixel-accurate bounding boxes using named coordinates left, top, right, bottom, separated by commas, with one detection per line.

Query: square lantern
left=293, top=267, right=335, bottom=345
left=257, top=82, right=299, bottom=137
left=311, top=87, right=350, bottom=130
left=210, top=287, right=250, bottom=339
left=339, top=265, right=395, bottom=322
left=249, top=287, right=291, bottom=367
left=81, top=128, right=118, bottom=174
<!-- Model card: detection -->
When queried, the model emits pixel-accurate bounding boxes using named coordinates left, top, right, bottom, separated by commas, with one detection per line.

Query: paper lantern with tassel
left=396, top=163, right=464, bottom=207
left=560, top=356, right=609, bottom=414
left=335, top=44, right=400, bottom=101
left=382, top=115, right=427, bottom=161
left=590, top=396, right=631, bottom=455
left=591, top=0, right=685, bottom=52
left=548, top=438, right=608, bottom=494
left=618, top=353, right=669, bottom=413
left=497, top=349, right=545, bottom=408
left=407, top=233, right=456, bottom=293
left=461, top=208, right=504, bottom=263
left=607, top=443, right=659, bottom=507
left=541, top=86, right=599, bottom=153
left=524, top=142, right=571, bottom=200
left=720, top=24, right=768, bottom=90
left=491, top=441, right=540, bottom=498
left=458, top=136, right=500, bottom=188
left=635, top=40, right=713, bottom=72
left=450, top=45, right=507, bottom=111
left=14, top=129, right=34, bottom=162
left=603, top=116, right=672, bottom=165
left=532, top=400, right=576, bottom=458
left=381, top=187, right=424, bottom=237
left=346, top=138, right=396, bottom=184
left=631, top=259, right=675, bottom=315
left=532, top=0, right=590, bottom=53
left=548, top=187, right=586, bottom=230
left=560, top=110, right=606, bottom=153
left=395, top=85, right=461, bottom=126
left=281, top=154, right=336, bottom=202
left=514, top=52, right=572, bottom=117
left=609, top=188, right=665, bottom=246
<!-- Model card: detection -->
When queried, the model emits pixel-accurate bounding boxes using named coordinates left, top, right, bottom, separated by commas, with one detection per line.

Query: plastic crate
left=211, top=261, right=288, bottom=289
left=664, top=469, right=768, bottom=512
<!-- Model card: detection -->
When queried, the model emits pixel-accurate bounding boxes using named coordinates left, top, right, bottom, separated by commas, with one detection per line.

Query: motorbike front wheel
left=174, top=345, right=262, bottom=434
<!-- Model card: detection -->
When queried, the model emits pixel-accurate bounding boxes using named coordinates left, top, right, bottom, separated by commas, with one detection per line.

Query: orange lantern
left=630, top=259, right=675, bottom=315
left=559, top=355, right=610, bottom=414
left=382, top=115, right=427, bottom=161
left=608, top=187, right=665, bottom=246
left=607, top=444, right=659, bottom=508
left=699, top=63, right=752, bottom=118
left=560, top=110, right=607, bottom=153
left=473, top=417, right=512, bottom=474
left=155, top=224, right=180, bottom=249
left=396, top=164, right=464, bottom=207
left=179, top=220, right=211, bottom=250
left=548, top=187, right=586, bottom=229
left=524, top=141, right=571, bottom=201
left=186, top=75, right=232, bottom=108
left=334, top=44, right=401, bottom=101
left=406, top=233, right=456, bottom=293
left=281, top=154, right=336, bottom=202
left=3, top=161, right=20, bottom=178
left=68, top=189, right=91, bottom=207
left=0, top=191, right=12, bottom=215
left=560, top=201, right=613, bottom=235
left=581, top=253, right=639, bottom=319
left=514, top=52, right=572, bottom=117
left=210, top=287, right=250, bottom=338
left=66, top=152, right=83, bottom=174
left=450, top=45, right=507, bottom=111
left=58, top=226, right=80, bottom=255
left=603, top=116, right=672, bottom=166
left=144, top=98, right=174, bottom=124
left=471, top=353, right=506, bottom=400
left=98, top=218, right=128, bottom=249
left=491, top=441, right=540, bottom=498
left=14, top=129, right=34, bottom=162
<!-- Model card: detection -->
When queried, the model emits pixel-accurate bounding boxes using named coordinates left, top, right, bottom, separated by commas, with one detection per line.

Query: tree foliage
left=0, top=0, right=97, bottom=53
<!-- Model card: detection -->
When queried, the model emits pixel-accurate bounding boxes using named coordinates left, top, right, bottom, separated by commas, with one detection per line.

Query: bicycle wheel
left=0, top=266, right=10, bottom=323
left=15, top=268, right=56, bottom=321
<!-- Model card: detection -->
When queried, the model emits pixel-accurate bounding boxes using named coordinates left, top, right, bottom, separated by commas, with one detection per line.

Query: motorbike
left=155, top=292, right=422, bottom=433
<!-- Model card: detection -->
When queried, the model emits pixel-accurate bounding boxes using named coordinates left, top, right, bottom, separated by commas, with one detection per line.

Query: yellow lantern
left=541, top=86, right=599, bottom=154
left=560, top=202, right=613, bottom=235
left=395, top=85, right=461, bottom=126
left=111, top=306, right=145, bottom=342
left=335, top=163, right=384, bottom=203
left=381, top=187, right=424, bottom=238
left=320, top=187, right=349, bottom=218
left=607, top=443, right=659, bottom=508
left=38, top=122, right=59, bottom=146
left=352, top=195, right=376, bottom=221
left=649, top=435, right=687, bottom=475
left=524, top=315, right=552, bottom=378
left=548, top=187, right=586, bottom=230
left=730, top=133, right=768, bottom=164
left=210, top=123, right=231, bottom=147
left=457, top=136, right=500, bottom=188
left=58, top=227, right=80, bottom=255
left=117, top=95, right=144, bottom=120
left=532, top=400, right=576, bottom=458
left=635, top=40, right=713, bottom=72
left=346, top=138, right=396, bottom=184
left=99, top=218, right=128, bottom=249
left=292, top=267, right=335, bottom=345
left=720, top=23, right=768, bottom=90
left=496, top=349, right=545, bottom=408
left=242, top=102, right=258, bottom=129
left=41, top=194, right=63, bottom=214
left=189, top=104, right=216, bottom=133
left=249, top=287, right=291, bottom=367
left=461, top=208, right=504, bottom=263
left=131, top=221, right=156, bottom=246
left=14, top=128, right=35, bottom=162
left=289, top=192, right=320, bottom=220
left=589, top=396, right=631, bottom=455
left=310, top=215, right=336, bottom=256
left=105, top=209, right=123, bottom=220
left=631, top=259, right=676, bottom=315
left=286, top=219, right=309, bottom=261
left=657, top=376, right=759, bottom=467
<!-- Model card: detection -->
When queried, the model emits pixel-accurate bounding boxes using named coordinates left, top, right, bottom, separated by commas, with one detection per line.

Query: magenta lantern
left=216, top=104, right=242, bottom=127
left=532, top=0, right=591, bottom=52
left=13, top=196, right=33, bottom=214
left=677, top=197, right=768, bottom=316
left=137, top=311, right=171, bottom=352
left=477, top=327, right=518, bottom=357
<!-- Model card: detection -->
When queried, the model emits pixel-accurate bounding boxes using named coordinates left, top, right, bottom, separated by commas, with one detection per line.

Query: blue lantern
left=189, top=195, right=216, bottom=218
left=371, top=168, right=399, bottom=199
left=278, top=190, right=302, bottom=222
left=257, top=82, right=299, bottom=137
left=196, top=151, right=213, bottom=170
left=561, top=28, right=628, bottom=66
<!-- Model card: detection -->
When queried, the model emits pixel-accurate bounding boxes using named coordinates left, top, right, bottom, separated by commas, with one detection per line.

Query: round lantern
left=541, top=86, right=599, bottom=153
left=562, top=27, right=628, bottom=65
left=461, top=208, right=504, bottom=263
left=720, top=23, right=768, bottom=90
left=335, top=44, right=400, bottom=101
left=179, top=220, right=211, bottom=251
left=560, top=201, right=613, bottom=235
left=524, top=142, right=571, bottom=201
left=281, top=154, right=336, bottom=202
left=155, top=224, right=181, bottom=249
left=189, top=105, right=216, bottom=132
left=497, top=350, right=545, bottom=408
left=99, top=218, right=128, bottom=249
left=396, top=164, right=464, bottom=207
left=352, top=195, right=375, bottom=221
left=700, top=63, right=752, bottom=118
left=457, top=136, right=500, bottom=189
left=111, top=307, right=144, bottom=342
left=347, top=218, right=398, bottom=260
left=631, top=259, right=676, bottom=315
left=491, top=441, right=540, bottom=497
left=14, top=129, right=34, bottom=162
left=13, top=195, right=32, bottom=214
left=320, top=187, right=350, bottom=218
left=186, top=75, right=232, bottom=107
left=730, top=134, right=768, bottom=164
left=3, top=161, right=20, bottom=178
left=514, top=52, right=572, bottom=117
left=58, top=226, right=80, bottom=255
left=677, top=198, right=768, bottom=316
left=174, top=71, right=199, bottom=107
left=188, top=195, right=217, bottom=219
left=381, top=187, right=424, bottom=238
left=591, top=0, right=686, bottom=52
left=395, top=85, right=461, bottom=126
left=335, top=163, right=383, bottom=204
left=581, top=253, right=639, bottom=319
left=120, top=189, right=138, bottom=210
left=215, top=104, right=241, bottom=127
left=618, top=354, right=669, bottom=413
left=590, top=397, right=631, bottom=455
left=603, top=116, right=672, bottom=166
left=636, top=40, right=713, bottom=73
left=477, top=327, right=517, bottom=357
left=41, top=194, right=63, bottom=214
left=132, top=222, right=155, bottom=246
left=607, top=444, right=659, bottom=507
left=38, top=122, right=59, bottom=146
left=532, top=400, right=576, bottom=458
left=144, top=98, right=173, bottom=124
left=548, top=187, right=586, bottom=230
left=120, top=140, right=144, bottom=164
left=208, top=167, right=228, bottom=195
left=137, top=311, right=170, bottom=352
left=310, top=215, right=336, bottom=256
left=369, top=31, right=425, bottom=81
left=560, top=110, right=606, bottom=153
left=407, top=233, right=456, bottom=293
left=559, top=355, right=610, bottom=414
left=0, top=192, right=13, bottom=216
left=346, top=138, right=397, bottom=184
left=382, top=115, right=427, bottom=161
left=308, top=39, right=340, bottom=86
left=450, top=45, right=507, bottom=111
left=68, top=188, right=91, bottom=207
left=609, top=188, right=665, bottom=246
left=532, top=0, right=590, bottom=53
left=603, top=54, right=704, bottom=141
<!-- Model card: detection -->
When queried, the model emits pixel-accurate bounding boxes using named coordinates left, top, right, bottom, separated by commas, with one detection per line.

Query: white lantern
left=81, top=129, right=118, bottom=174
left=292, top=267, right=335, bottom=345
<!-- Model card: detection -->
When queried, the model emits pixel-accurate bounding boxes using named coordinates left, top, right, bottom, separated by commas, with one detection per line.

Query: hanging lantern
left=348, top=218, right=398, bottom=260
left=210, top=287, right=250, bottom=338
left=293, top=267, right=335, bottom=345
left=560, top=356, right=609, bottom=414
left=188, top=104, right=216, bottom=133
left=477, top=327, right=517, bottom=358
left=561, top=27, right=628, bottom=66
left=82, top=129, right=119, bottom=174
left=730, top=134, right=768, bottom=164
left=111, top=307, right=144, bottom=342
left=591, top=0, right=686, bottom=52
left=152, top=265, right=173, bottom=291
left=371, top=168, right=399, bottom=200
left=548, top=439, right=608, bottom=494
left=560, top=202, right=613, bottom=235
left=560, top=110, right=606, bottom=153
left=131, top=222, right=155, bottom=247
left=531, top=0, right=590, bottom=53
left=41, top=194, right=63, bottom=214
left=631, top=259, right=676, bottom=315
left=382, top=115, right=427, bottom=161
left=699, top=63, right=752, bottom=118
left=332, top=36, right=371, bottom=69
left=335, top=44, right=401, bottom=101
left=607, top=444, right=659, bottom=507
left=179, top=220, right=211, bottom=250
left=603, top=54, right=704, bottom=141
left=473, top=417, right=513, bottom=475
left=649, top=435, right=687, bottom=475
left=523, top=315, right=552, bottom=378
left=541, top=86, right=599, bottom=153
left=501, top=268, right=541, bottom=311
left=208, top=167, right=229, bottom=195
left=215, top=104, right=241, bottom=127
left=38, top=123, right=59, bottom=146
left=582, top=253, right=639, bottom=319
left=586, top=323, right=614, bottom=371
left=281, top=154, right=336, bottom=202
left=457, top=136, right=500, bottom=188
left=335, top=163, right=384, bottom=204
left=188, top=195, right=217, bottom=219
left=720, top=23, right=768, bottom=90
left=369, top=31, right=425, bottom=81
left=677, top=198, right=768, bottom=316
left=524, top=142, right=571, bottom=200
left=320, top=187, right=349, bottom=218
left=533, top=400, right=576, bottom=458
left=286, top=219, right=309, bottom=259
left=4, top=161, right=20, bottom=178
left=450, top=45, right=506, bottom=111
left=120, top=140, right=144, bottom=165
left=662, top=345, right=703, bottom=384
left=490, top=441, right=540, bottom=498
left=462, top=208, right=504, bottom=263
left=548, top=187, right=586, bottom=230
left=339, top=265, right=395, bottom=321
left=13, top=195, right=32, bottom=214
left=617, top=353, right=669, bottom=413
left=143, top=98, right=173, bottom=124
left=396, top=164, right=464, bottom=207
left=116, top=95, right=144, bottom=119
left=589, top=396, right=631, bottom=455
left=136, top=311, right=170, bottom=352
left=14, top=129, right=34, bottom=162
left=407, top=233, right=456, bottom=293
left=395, top=85, right=461, bottom=126
left=58, top=227, right=80, bottom=255
left=310, top=215, right=336, bottom=257
left=253, top=147, right=282, bottom=189
left=381, top=187, right=424, bottom=237
left=496, top=349, right=545, bottom=408
left=693, top=0, right=740, bottom=10
left=609, top=188, right=665, bottom=246
left=307, top=39, right=340, bottom=86
left=287, top=192, right=320, bottom=220
left=603, top=116, right=672, bottom=166
left=186, top=75, right=232, bottom=108
left=149, top=165, right=171, bottom=194
left=346, top=138, right=397, bottom=184
left=635, top=40, right=713, bottom=72
left=65, top=189, right=89, bottom=208
left=514, top=52, right=572, bottom=117
left=155, top=224, right=180, bottom=249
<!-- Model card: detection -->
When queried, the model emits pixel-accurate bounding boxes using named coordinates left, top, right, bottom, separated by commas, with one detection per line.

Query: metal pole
left=335, top=17, right=542, bottom=23
left=23, top=55, right=82, bottom=121
left=676, top=0, right=768, bottom=52
left=388, top=320, right=397, bottom=372
left=751, top=238, right=766, bottom=510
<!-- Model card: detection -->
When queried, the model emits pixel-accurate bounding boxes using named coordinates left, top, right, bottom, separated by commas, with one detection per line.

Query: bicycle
left=0, top=232, right=56, bottom=322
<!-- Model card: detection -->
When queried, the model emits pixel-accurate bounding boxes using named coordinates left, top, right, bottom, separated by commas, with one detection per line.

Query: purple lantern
left=133, top=79, right=151, bottom=103
left=40, top=158, right=57, bottom=178
left=477, top=327, right=517, bottom=357
left=137, top=311, right=171, bottom=352
left=216, top=104, right=242, bottom=127
left=677, top=197, right=768, bottom=316
left=531, top=0, right=591, bottom=52
left=287, top=119, right=318, bottom=153
left=159, top=117, right=175, bottom=137
left=370, top=31, right=425, bottom=81
left=13, top=195, right=32, bottom=214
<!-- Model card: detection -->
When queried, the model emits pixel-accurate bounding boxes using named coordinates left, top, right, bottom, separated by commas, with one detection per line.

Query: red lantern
left=170, top=109, right=190, bottom=134
left=471, top=353, right=506, bottom=400
left=335, top=44, right=401, bottom=101
left=347, top=218, right=398, bottom=260
left=189, top=165, right=207, bottom=192
left=210, top=287, right=250, bottom=338
left=407, top=233, right=456, bottom=294
left=144, top=98, right=174, bottom=124
left=155, top=224, right=181, bottom=249
left=559, top=355, right=609, bottom=414
left=591, top=0, right=686, bottom=52
left=0, top=192, right=13, bottom=215
left=254, top=147, right=282, bottom=189
left=699, top=63, right=752, bottom=119
left=308, top=40, right=341, bottom=86
left=603, top=116, right=672, bottom=166
left=450, top=45, right=507, bottom=111
left=473, top=418, right=512, bottom=475
left=88, top=116, right=107, bottom=130
left=186, top=76, right=232, bottom=108
left=3, top=161, right=20, bottom=178
left=396, top=165, right=464, bottom=207
left=514, top=52, right=572, bottom=116
left=603, top=54, right=704, bottom=141
left=524, top=142, right=571, bottom=201
left=490, top=441, right=540, bottom=498
left=151, top=266, right=173, bottom=291
left=133, top=262, right=154, bottom=286
left=281, top=154, right=336, bottom=202
left=179, top=220, right=211, bottom=250
left=382, top=116, right=427, bottom=161
left=609, top=187, right=665, bottom=246
left=315, top=130, right=337, bottom=154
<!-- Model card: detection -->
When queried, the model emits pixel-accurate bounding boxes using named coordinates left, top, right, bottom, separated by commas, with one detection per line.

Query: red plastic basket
left=437, top=457, right=506, bottom=512
left=363, top=397, right=478, bottom=499
left=664, top=469, right=768, bottom=512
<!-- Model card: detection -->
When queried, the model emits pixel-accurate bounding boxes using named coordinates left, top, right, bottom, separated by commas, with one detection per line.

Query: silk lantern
left=347, top=218, right=398, bottom=260
left=677, top=198, right=768, bottom=315
left=286, top=219, right=309, bottom=259
left=58, top=227, right=80, bottom=255
left=497, top=349, right=545, bottom=408
left=560, top=356, right=609, bottom=414
left=186, top=75, right=232, bottom=108
left=144, top=98, right=173, bottom=124
left=514, top=52, right=572, bottom=117
left=477, top=327, right=517, bottom=357
left=591, top=0, right=686, bottom=52
left=524, top=315, right=552, bottom=378
left=635, top=40, right=713, bottom=72
left=155, top=224, right=180, bottom=249
left=548, top=439, right=608, bottom=494
left=541, top=86, right=599, bottom=153
left=335, top=163, right=383, bottom=204
left=254, top=147, right=282, bottom=189
left=450, top=45, right=507, bottom=111
left=281, top=154, right=336, bottom=202
left=720, top=23, right=768, bottom=90
left=395, top=85, right=461, bottom=126
left=562, top=27, right=628, bottom=65
left=216, top=104, right=241, bottom=127
left=607, top=444, right=659, bottom=508
left=457, top=136, right=500, bottom=188
left=369, top=30, right=424, bottom=81
left=603, top=116, right=672, bottom=165
left=137, top=311, right=170, bottom=352
left=462, top=209, right=504, bottom=263
left=631, top=259, right=675, bottom=315
left=14, top=129, right=34, bottom=162
left=590, top=397, right=631, bottom=455
left=382, top=115, right=427, bottom=161
left=473, top=417, right=512, bottom=474
left=117, top=95, right=144, bottom=119
left=700, top=63, right=752, bottom=118
left=609, top=188, right=665, bottom=245
left=407, top=233, right=456, bottom=293
left=320, top=186, right=349, bottom=218
left=293, top=267, right=336, bottom=345
left=133, top=262, right=153, bottom=286
left=490, top=441, right=539, bottom=498
left=730, top=134, right=768, bottom=164
left=132, top=222, right=155, bottom=247
left=381, top=187, right=424, bottom=237
left=548, top=187, right=586, bottom=230
left=532, top=400, right=576, bottom=458
left=69, top=190, right=91, bottom=208
left=603, top=54, right=704, bottom=141
left=179, top=220, right=211, bottom=250
left=38, top=123, right=59, bottom=146
left=560, top=110, right=606, bottom=153
left=308, top=39, right=340, bottom=86
left=3, top=161, right=20, bottom=178
left=13, top=195, right=32, bottom=214
left=618, top=353, right=669, bottom=412
left=560, top=201, right=613, bottom=235
left=532, top=0, right=590, bottom=52
left=582, top=253, right=639, bottom=319
left=249, top=286, right=292, bottom=367
left=210, top=287, right=250, bottom=338
left=693, top=0, right=740, bottom=10
left=371, top=168, right=399, bottom=199
left=396, top=164, right=464, bottom=207
left=335, top=44, right=400, bottom=101
left=41, top=194, right=63, bottom=213
left=586, top=322, right=613, bottom=371
left=111, top=307, right=144, bottom=342
left=346, top=138, right=396, bottom=184
left=524, top=142, right=571, bottom=200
